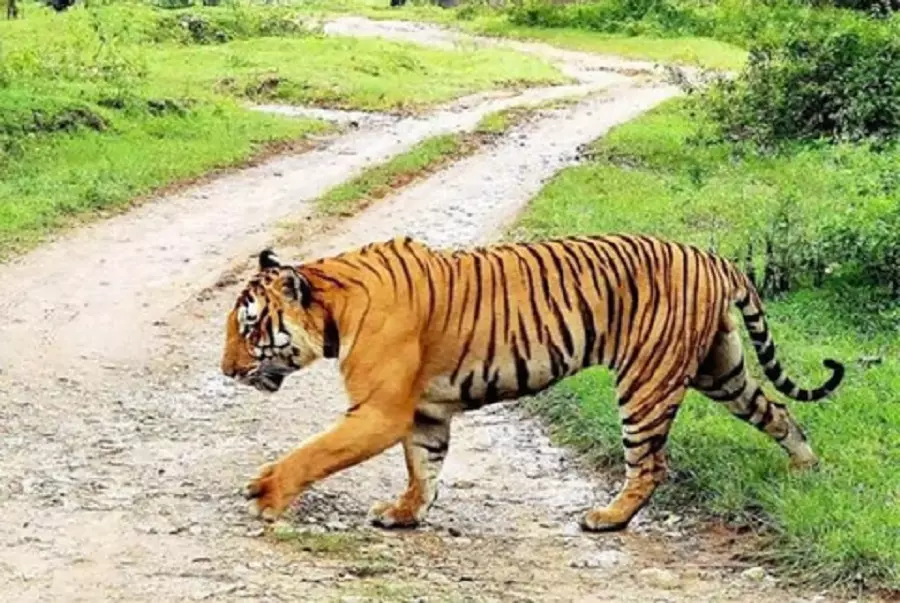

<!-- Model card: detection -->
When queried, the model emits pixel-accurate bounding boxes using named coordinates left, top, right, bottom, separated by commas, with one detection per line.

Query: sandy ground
left=0, top=17, right=870, bottom=603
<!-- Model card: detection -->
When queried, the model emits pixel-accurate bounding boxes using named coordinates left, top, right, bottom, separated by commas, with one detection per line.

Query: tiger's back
left=224, top=233, right=844, bottom=531
left=411, top=235, right=738, bottom=410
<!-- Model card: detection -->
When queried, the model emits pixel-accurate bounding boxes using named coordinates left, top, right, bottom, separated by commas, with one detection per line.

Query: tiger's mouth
left=247, top=371, right=286, bottom=393
left=243, top=360, right=298, bottom=393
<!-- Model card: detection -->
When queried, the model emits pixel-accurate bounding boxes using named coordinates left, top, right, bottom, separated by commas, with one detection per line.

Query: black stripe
left=414, top=409, right=445, bottom=426
left=757, top=343, right=775, bottom=365
left=418, top=441, right=449, bottom=456
left=513, top=336, right=531, bottom=396
left=518, top=251, right=546, bottom=337
left=323, top=313, right=340, bottom=359
left=372, top=248, right=399, bottom=292
left=496, top=251, right=511, bottom=340
left=704, top=379, right=747, bottom=402
left=472, top=254, right=484, bottom=331
left=390, top=244, right=415, bottom=305
left=541, top=242, right=571, bottom=310
left=575, top=284, right=597, bottom=368
left=516, top=311, right=533, bottom=360
left=548, top=294, right=575, bottom=358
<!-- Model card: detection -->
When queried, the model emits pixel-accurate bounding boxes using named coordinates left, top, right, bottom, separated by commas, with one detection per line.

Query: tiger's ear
left=259, top=249, right=281, bottom=270
left=281, top=268, right=312, bottom=309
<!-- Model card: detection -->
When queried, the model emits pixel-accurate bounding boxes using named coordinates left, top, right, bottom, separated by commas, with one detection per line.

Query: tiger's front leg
left=245, top=344, right=422, bottom=522
left=368, top=409, right=451, bottom=528
left=245, top=404, right=410, bottom=521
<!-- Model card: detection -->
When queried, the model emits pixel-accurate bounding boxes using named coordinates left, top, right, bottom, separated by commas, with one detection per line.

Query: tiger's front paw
left=579, top=507, right=632, bottom=533
left=367, top=500, right=423, bottom=529
left=244, top=462, right=293, bottom=522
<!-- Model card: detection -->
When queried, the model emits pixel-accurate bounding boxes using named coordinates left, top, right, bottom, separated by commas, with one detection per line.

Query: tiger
left=220, top=234, right=844, bottom=531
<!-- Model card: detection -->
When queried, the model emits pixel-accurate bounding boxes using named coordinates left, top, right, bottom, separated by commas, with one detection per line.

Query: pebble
left=741, top=566, right=768, bottom=582
left=569, top=549, right=628, bottom=569
left=638, top=567, right=681, bottom=589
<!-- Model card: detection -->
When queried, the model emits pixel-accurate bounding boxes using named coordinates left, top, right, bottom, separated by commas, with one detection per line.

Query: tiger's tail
left=734, top=273, right=844, bottom=402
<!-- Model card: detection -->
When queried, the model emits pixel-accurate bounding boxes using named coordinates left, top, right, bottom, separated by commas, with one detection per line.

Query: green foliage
left=815, top=0, right=900, bottom=17
left=150, top=6, right=319, bottom=44
left=703, top=26, right=900, bottom=146
left=508, top=0, right=701, bottom=37
left=505, top=0, right=854, bottom=45
left=514, top=99, right=900, bottom=590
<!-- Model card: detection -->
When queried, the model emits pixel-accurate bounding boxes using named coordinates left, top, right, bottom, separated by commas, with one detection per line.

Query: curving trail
left=0, top=17, right=860, bottom=603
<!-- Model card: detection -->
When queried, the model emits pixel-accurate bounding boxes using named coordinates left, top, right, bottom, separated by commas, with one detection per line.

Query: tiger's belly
left=422, top=356, right=562, bottom=409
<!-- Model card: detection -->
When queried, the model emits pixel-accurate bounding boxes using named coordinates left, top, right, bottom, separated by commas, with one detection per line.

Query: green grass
left=0, top=101, right=327, bottom=256
left=271, top=522, right=378, bottom=554
left=513, top=99, right=900, bottom=592
left=316, top=103, right=549, bottom=216
left=316, top=133, right=467, bottom=216
left=0, top=2, right=564, bottom=258
left=458, top=17, right=747, bottom=71
left=143, top=34, right=566, bottom=112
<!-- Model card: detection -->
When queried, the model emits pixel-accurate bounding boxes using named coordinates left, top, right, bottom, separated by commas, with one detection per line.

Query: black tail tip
left=822, top=359, right=845, bottom=387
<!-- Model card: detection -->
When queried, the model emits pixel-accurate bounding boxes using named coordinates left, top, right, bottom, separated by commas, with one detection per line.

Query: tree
left=7, top=0, right=18, bottom=19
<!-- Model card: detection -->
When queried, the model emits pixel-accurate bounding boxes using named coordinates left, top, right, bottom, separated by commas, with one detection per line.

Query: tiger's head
left=220, top=249, right=330, bottom=393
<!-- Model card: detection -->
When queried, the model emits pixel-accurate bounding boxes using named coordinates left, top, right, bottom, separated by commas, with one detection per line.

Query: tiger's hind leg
left=368, top=409, right=450, bottom=529
left=694, top=327, right=818, bottom=470
left=581, top=383, right=686, bottom=532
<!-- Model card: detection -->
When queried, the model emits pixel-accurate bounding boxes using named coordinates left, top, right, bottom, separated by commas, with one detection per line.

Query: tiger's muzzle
left=244, top=359, right=300, bottom=393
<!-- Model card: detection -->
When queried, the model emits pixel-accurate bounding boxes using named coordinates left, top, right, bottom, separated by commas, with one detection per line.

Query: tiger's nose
left=221, top=358, right=237, bottom=378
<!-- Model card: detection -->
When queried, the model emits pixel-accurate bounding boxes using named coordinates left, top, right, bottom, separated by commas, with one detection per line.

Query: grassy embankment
left=0, top=2, right=563, bottom=257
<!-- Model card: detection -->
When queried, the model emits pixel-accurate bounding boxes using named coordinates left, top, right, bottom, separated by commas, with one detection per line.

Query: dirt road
left=0, top=18, right=861, bottom=603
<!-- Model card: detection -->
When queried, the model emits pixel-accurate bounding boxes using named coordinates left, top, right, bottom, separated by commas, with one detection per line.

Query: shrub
left=811, top=0, right=899, bottom=17
left=508, top=0, right=702, bottom=36
left=702, top=25, right=900, bottom=147
left=151, top=7, right=316, bottom=44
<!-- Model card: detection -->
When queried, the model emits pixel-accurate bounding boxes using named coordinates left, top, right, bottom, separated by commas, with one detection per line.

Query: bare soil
left=0, top=17, right=867, bottom=603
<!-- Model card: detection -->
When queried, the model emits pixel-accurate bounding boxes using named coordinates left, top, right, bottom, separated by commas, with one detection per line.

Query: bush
left=812, top=0, right=899, bottom=17
left=151, top=7, right=316, bottom=44
left=702, top=25, right=900, bottom=147
left=508, top=0, right=702, bottom=36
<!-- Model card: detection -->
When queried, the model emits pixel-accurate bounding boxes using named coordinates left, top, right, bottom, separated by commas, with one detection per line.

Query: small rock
left=639, top=567, right=680, bottom=589
left=664, top=513, right=682, bottom=526
left=325, top=520, right=347, bottom=531
left=741, top=566, right=768, bottom=582
left=448, top=526, right=463, bottom=537
left=570, top=549, right=629, bottom=569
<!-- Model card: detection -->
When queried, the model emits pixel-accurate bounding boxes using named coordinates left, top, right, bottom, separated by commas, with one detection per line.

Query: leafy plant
left=702, top=26, right=900, bottom=147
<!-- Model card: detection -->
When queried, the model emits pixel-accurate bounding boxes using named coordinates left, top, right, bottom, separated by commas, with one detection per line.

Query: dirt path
left=0, top=18, right=860, bottom=603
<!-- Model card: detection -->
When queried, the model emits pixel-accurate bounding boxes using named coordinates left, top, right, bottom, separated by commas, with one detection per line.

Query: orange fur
left=221, top=235, right=844, bottom=529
